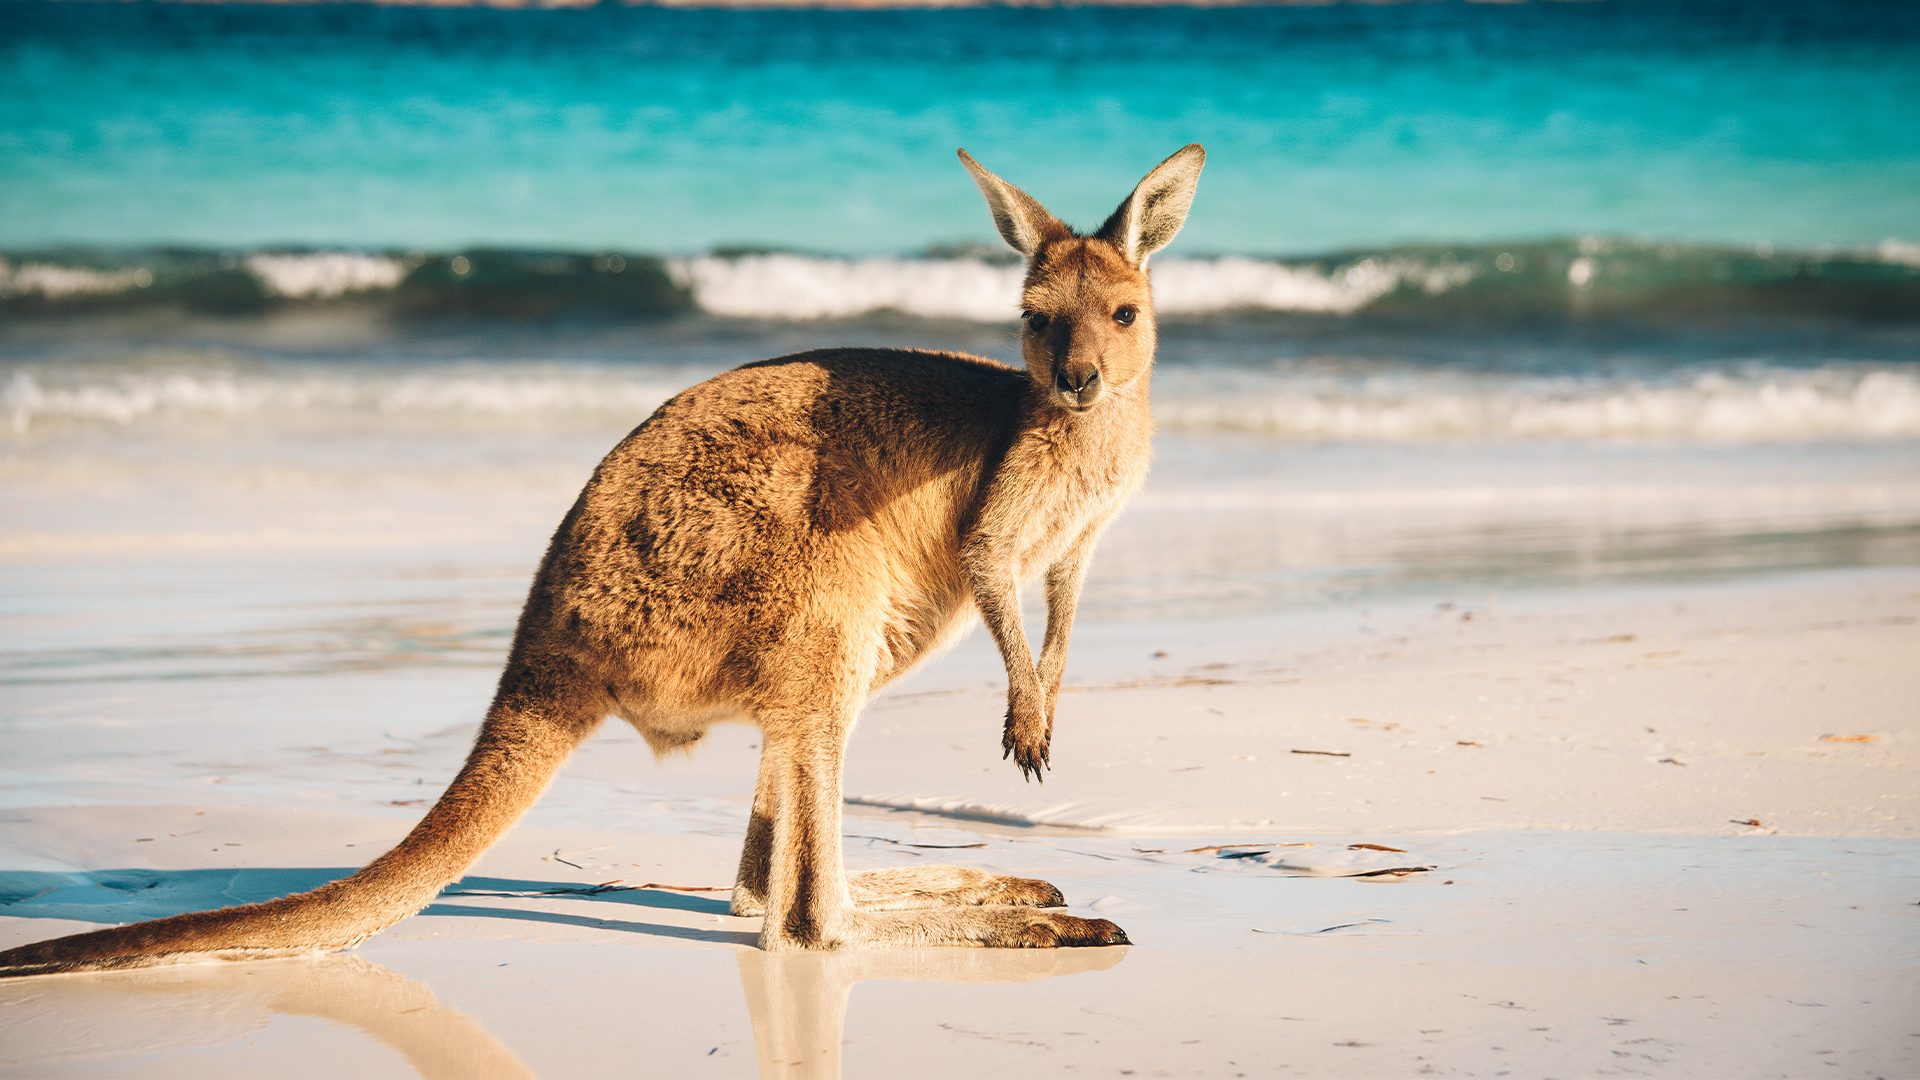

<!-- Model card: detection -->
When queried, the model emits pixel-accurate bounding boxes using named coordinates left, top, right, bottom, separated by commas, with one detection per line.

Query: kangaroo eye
left=1025, top=311, right=1051, bottom=333
left=1113, top=305, right=1137, bottom=327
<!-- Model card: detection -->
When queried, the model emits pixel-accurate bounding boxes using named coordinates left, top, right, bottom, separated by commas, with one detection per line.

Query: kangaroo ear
left=958, top=149, right=1072, bottom=257
left=1097, top=144, right=1206, bottom=269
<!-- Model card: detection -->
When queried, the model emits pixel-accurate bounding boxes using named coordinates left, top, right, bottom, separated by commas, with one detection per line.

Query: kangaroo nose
left=1054, top=366, right=1103, bottom=408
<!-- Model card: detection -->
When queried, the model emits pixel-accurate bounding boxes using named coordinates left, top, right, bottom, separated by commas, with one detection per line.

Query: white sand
left=847, top=568, right=1920, bottom=838
left=3, top=386, right=1916, bottom=1076
left=3, top=567, right=1916, bottom=1078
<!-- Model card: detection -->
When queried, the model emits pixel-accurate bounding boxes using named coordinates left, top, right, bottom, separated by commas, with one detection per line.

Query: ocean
left=3, top=0, right=1918, bottom=699
left=7, top=0, right=1920, bottom=253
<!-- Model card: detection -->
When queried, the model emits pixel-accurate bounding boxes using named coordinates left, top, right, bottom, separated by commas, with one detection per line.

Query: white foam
left=1151, top=255, right=1473, bottom=315
left=12, top=363, right=1919, bottom=444
left=246, top=253, right=408, bottom=299
left=3, top=368, right=684, bottom=433
left=6, top=370, right=263, bottom=429
left=0, top=258, right=151, bottom=299
left=668, top=254, right=1025, bottom=321
left=1153, top=366, right=1920, bottom=440
left=665, top=252, right=1477, bottom=321
left=1877, top=239, right=1920, bottom=268
left=3, top=246, right=1909, bottom=319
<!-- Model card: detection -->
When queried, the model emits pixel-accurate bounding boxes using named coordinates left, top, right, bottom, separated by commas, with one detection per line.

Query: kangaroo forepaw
left=1002, top=712, right=1051, bottom=783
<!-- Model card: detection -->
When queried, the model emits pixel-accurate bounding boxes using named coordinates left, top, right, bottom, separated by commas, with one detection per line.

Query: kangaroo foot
left=1002, top=913, right=1130, bottom=949
left=849, top=866, right=1065, bottom=912
left=975, top=875, right=1066, bottom=909
left=732, top=868, right=1066, bottom=918
left=759, top=907, right=1131, bottom=950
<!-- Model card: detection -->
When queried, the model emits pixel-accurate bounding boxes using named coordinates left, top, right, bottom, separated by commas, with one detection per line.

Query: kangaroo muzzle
left=1054, top=363, right=1103, bottom=410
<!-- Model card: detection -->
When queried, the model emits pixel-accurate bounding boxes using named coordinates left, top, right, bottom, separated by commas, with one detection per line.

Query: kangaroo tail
left=0, top=664, right=603, bottom=978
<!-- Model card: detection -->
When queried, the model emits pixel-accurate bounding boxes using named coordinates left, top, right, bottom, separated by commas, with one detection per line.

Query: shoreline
left=4, top=568, right=1916, bottom=1075
left=4, top=566, right=1913, bottom=835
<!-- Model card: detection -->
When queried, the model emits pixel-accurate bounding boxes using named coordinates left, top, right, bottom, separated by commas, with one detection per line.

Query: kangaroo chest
left=1004, top=442, right=1147, bottom=582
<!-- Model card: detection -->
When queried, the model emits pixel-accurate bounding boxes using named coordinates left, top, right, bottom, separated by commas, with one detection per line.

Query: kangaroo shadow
left=2, top=864, right=758, bottom=945
left=4, top=868, right=1127, bottom=1078
left=0, top=866, right=357, bottom=925
left=0, top=866, right=728, bottom=923
left=426, top=872, right=759, bottom=943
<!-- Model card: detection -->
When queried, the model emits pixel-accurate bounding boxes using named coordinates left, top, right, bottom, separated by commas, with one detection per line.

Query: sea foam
left=3, top=367, right=686, bottom=433
left=3, top=240, right=1915, bottom=322
left=10, top=361, right=1916, bottom=442
left=245, top=253, right=408, bottom=299
left=664, top=253, right=1473, bottom=319
left=668, top=254, right=1024, bottom=321
left=0, top=258, right=153, bottom=300
left=1153, top=367, right=1920, bottom=441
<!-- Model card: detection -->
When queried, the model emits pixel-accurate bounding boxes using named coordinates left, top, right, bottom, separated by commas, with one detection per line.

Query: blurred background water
left=2, top=0, right=1917, bottom=697
left=6, top=0, right=1920, bottom=252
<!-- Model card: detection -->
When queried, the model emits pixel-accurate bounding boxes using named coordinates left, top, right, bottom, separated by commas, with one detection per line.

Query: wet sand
left=3, top=566, right=1916, bottom=1078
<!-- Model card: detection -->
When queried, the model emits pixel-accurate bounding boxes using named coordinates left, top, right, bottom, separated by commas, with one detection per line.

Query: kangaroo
left=0, top=144, right=1204, bottom=976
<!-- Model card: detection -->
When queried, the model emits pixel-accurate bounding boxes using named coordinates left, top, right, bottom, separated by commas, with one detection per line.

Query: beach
left=2, top=564, right=1915, bottom=1076
left=2, top=341, right=1916, bottom=1075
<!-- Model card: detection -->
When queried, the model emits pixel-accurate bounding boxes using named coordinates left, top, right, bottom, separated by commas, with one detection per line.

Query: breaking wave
left=4, top=237, right=1917, bottom=322
left=7, top=238, right=1916, bottom=442
left=1152, top=365, right=1920, bottom=440
left=9, top=359, right=1916, bottom=443
left=3, top=366, right=688, bottom=432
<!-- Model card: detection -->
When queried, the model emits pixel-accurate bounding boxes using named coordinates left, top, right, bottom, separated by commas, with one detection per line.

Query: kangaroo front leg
left=1035, top=526, right=1099, bottom=754
left=964, top=541, right=1048, bottom=781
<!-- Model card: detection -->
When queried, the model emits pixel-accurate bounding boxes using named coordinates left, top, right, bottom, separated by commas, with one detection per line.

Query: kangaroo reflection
left=5, top=898, right=1119, bottom=1079
left=737, top=945, right=1127, bottom=1080
left=264, top=954, right=538, bottom=1079
left=5, top=953, right=535, bottom=1080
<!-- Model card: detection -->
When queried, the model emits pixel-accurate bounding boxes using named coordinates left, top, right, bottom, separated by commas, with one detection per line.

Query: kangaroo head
left=959, top=145, right=1204, bottom=414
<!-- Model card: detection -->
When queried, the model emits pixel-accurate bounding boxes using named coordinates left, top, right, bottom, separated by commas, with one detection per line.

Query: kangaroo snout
left=1053, top=363, right=1103, bottom=409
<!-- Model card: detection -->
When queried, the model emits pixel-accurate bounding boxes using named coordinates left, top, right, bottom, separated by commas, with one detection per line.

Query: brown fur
left=0, top=145, right=1204, bottom=975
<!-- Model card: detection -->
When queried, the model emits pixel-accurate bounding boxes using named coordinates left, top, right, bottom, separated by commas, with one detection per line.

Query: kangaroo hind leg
left=746, top=703, right=1125, bottom=950
left=846, top=866, right=1065, bottom=912
left=731, top=739, right=1063, bottom=917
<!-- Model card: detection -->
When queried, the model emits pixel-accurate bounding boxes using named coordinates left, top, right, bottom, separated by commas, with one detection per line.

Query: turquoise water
left=3, top=0, right=1917, bottom=608
left=5, top=0, right=1919, bottom=255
